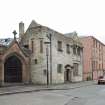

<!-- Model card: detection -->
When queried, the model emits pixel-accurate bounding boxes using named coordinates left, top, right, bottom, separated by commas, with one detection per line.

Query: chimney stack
left=19, top=21, right=24, bottom=38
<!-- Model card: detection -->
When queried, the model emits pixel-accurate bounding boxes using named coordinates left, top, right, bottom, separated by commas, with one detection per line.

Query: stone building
left=19, top=20, right=83, bottom=84
left=0, top=38, right=30, bottom=85
left=81, top=36, right=105, bottom=80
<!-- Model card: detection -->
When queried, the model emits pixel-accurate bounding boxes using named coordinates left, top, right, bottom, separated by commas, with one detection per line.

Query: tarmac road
left=0, top=84, right=105, bottom=105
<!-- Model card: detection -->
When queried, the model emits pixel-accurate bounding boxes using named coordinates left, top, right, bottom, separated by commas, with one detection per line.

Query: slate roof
left=0, top=38, right=31, bottom=56
left=65, top=31, right=83, bottom=47
left=0, top=38, right=13, bottom=46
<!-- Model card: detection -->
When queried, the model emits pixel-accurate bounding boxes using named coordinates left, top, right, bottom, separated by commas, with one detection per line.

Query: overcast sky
left=0, top=0, right=105, bottom=43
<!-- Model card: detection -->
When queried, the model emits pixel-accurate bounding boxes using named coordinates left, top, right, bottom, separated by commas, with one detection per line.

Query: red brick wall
left=81, top=37, right=93, bottom=80
left=81, top=36, right=105, bottom=80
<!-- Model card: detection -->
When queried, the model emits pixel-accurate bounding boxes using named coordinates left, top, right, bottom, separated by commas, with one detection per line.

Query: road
left=0, top=84, right=105, bottom=105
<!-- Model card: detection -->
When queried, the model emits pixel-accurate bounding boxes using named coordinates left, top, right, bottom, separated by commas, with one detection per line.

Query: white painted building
left=19, top=20, right=83, bottom=84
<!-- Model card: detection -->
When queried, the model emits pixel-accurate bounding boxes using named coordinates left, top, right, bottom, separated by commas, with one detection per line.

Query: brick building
left=81, top=36, right=105, bottom=80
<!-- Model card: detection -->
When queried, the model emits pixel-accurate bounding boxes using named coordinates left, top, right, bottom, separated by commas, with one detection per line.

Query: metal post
left=45, top=33, right=52, bottom=85
left=46, top=46, right=49, bottom=86
left=49, top=34, right=52, bottom=84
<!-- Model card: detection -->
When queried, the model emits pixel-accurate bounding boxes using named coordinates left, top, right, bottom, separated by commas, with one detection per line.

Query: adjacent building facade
left=81, top=36, right=105, bottom=80
left=20, top=20, right=83, bottom=84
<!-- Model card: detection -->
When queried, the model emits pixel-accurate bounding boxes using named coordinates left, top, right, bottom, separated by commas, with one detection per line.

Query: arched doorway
left=65, top=69, right=71, bottom=81
left=64, top=65, right=73, bottom=82
left=4, top=56, right=22, bottom=83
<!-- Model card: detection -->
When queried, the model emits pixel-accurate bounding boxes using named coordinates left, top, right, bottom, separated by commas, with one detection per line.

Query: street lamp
left=39, top=33, right=52, bottom=85
left=44, top=41, right=51, bottom=86
left=46, top=34, right=52, bottom=85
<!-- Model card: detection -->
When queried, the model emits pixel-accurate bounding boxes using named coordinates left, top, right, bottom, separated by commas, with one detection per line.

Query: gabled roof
left=1, top=39, right=31, bottom=57
left=65, top=31, right=83, bottom=46
left=28, top=20, right=41, bottom=29
left=24, top=20, right=82, bottom=47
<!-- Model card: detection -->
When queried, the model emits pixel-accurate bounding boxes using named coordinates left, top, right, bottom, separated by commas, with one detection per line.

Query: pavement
left=0, top=81, right=97, bottom=96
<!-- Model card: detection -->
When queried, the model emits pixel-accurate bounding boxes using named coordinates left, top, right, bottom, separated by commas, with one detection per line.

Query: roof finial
left=13, top=30, right=17, bottom=40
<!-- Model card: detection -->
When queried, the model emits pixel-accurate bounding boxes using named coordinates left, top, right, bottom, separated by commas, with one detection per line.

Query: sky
left=0, top=0, right=105, bottom=43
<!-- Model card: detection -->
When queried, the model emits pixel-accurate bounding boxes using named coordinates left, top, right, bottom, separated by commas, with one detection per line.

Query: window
left=73, top=63, right=79, bottom=76
left=92, top=61, right=95, bottom=71
left=73, top=46, right=76, bottom=55
left=66, top=44, right=70, bottom=54
left=43, top=69, right=47, bottom=76
left=58, top=41, right=63, bottom=52
left=99, top=64, right=101, bottom=70
left=93, top=39, right=95, bottom=47
left=77, top=47, right=81, bottom=55
left=34, top=59, right=38, bottom=64
left=57, top=64, right=62, bottom=73
left=24, top=45, right=29, bottom=49
left=96, top=40, right=97, bottom=48
left=31, top=40, right=34, bottom=53
left=40, top=40, right=43, bottom=53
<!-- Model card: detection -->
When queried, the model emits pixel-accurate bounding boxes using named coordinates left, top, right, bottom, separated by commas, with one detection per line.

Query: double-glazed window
left=57, top=64, right=62, bottom=73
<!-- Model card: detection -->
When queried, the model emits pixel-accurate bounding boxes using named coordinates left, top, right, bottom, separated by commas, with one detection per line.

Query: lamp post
left=40, top=33, right=52, bottom=85
left=46, top=34, right=52, bottom=85
left=44, top=42, right=50, bottom=86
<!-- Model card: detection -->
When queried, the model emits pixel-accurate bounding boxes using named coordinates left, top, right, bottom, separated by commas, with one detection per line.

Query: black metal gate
left=4, top=56, right=22, bottom=83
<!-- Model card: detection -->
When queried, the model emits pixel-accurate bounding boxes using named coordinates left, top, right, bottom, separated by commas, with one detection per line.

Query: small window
left=43, top=69, right=47, bottom=76
left=57, top=64, right=62, bottom=73
left=66, top=44, right=70, bottom=54
left=92, top=61, right=95, bottom=71
left=40, top=40, right=43, bottom=53
left=57, top=41, right=63, bottom=52
left=93, top=39, right=95, bottom=47
left=99, top=64, right=101, bottom=70
left=24, top=45, right=29, bottom=49
left=96, top=40, right=97, bottom=48
left=31, top=40, right=34, bottom=53
left=34, top=59, right=38, bottom=64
